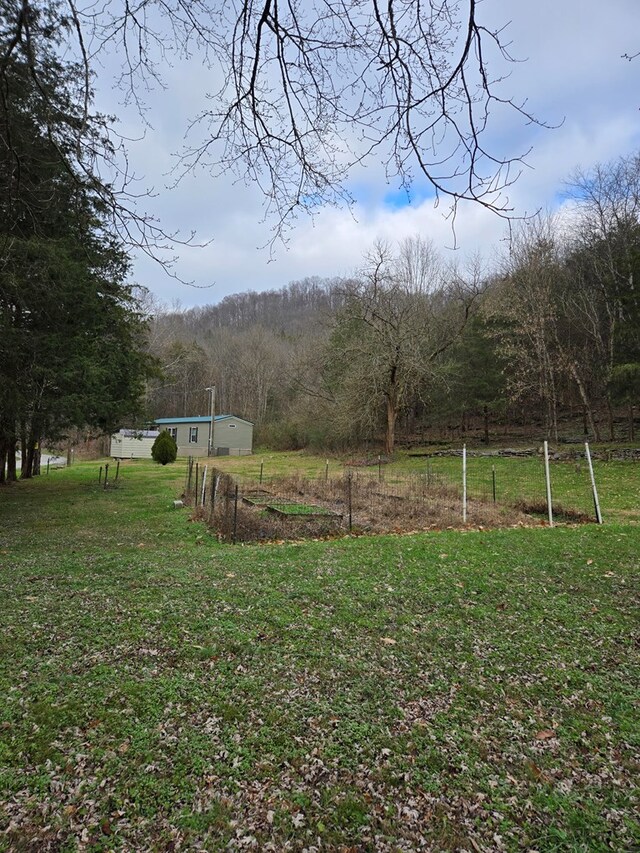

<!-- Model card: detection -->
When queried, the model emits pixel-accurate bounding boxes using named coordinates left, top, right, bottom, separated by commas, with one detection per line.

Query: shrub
left=151, top=430, right=177, bottom=465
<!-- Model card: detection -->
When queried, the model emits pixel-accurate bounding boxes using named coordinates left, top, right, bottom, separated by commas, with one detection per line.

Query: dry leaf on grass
left=535, top=729, right=556, bottom=740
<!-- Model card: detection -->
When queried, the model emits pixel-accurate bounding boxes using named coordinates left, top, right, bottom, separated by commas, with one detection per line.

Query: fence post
left=492, top=465, right=496, bottom=503
left=260, top=459, right=264, bottom=484
left=347, top=472, right=353, bottom=532
left=115, top=459, right=120, bottom=482
left=543, top=440, right=554, bottom=527
left=378, top=454, right=382, bottom=482
left=462, top=444, right=467, bottom=523
left=104, top=463, right=109, bottom=490
left=47, top=459, right=50, bottom=476
left=585, top=442, right=603, bottom=524
left=194, top=463, right=199, bottom=505
left=325, top=459, right=329, bottom=481
left=426, top=460, right=431, bottom=488
left=233, top=484, right=239, bottom=544
left=98, top=465, right=102, bottom=484
left=201, top=465, right=208, bottom=507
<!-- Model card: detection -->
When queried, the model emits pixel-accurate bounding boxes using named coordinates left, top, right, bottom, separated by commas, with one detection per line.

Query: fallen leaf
left=118, top=740, right=130, bottom=754
left=526, top=759, right=551, bottom=782
left=381, top=637, right=397, bottom=645
left=535, top=729, right=556, bottom=740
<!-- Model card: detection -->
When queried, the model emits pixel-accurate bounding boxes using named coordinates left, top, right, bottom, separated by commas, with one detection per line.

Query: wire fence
left=183, top=446, right=603, bottom=543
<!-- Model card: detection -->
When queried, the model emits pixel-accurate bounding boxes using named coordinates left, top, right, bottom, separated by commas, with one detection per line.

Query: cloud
left=92, top=0, right=640, bottom=307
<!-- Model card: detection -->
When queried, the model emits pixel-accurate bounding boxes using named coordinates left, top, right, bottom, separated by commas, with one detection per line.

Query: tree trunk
left=606, top=395, right=615, bottom=441
left=384, top=398, right=397, bottom=456
left=21, top=442, right=34, bottom=479
left=569, top=361, right=600, bottom=441
left=6, top=436, right=18, bottom=482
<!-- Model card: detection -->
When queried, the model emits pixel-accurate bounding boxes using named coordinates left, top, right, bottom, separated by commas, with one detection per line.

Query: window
left=168, top=427, right=177, bottom=441
left=189, top=426, right=198, bottom=443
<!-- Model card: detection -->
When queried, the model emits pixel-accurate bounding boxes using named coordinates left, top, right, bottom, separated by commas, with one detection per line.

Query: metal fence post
left=201, top=466, right=208, bottom=506
left=104, top=463, right=109, bottom=490
left=543, top=440, right=554, bottom=527
left=462, top=444, right=467, bottom=523
left=585, top=442, right=603, bottom=524
left=347, top=472, right=353, bottom=532
left=492, top=465, right=496, bottom=503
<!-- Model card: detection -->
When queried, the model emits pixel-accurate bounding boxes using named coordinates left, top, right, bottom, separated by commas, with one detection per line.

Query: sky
left=92, top=0, right=640, bottom=309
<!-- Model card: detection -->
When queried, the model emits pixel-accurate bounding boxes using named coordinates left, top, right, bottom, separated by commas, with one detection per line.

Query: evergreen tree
left=151, top=431, right=177, bottom=465
left=0, top=2, right=155, bottom=482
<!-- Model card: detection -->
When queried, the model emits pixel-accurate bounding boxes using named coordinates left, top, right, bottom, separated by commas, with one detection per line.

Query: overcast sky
left=94, top=0, right=640, bottom=309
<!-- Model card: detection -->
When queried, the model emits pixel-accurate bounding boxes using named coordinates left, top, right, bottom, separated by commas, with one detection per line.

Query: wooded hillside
left=146, top=153, right=640, bottom=452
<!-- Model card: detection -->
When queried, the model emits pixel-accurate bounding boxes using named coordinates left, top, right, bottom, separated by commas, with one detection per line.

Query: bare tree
left=486, top=218, right=566, bottom=442
left=2, top=1, right=543, bottom=248
left=565, top=153, right=640, bottom=438
left=327, top=237, right=481, bottom=454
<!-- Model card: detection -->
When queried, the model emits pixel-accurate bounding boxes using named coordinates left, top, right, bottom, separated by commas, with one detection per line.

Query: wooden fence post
left=233, top=484, right=239, bottom=544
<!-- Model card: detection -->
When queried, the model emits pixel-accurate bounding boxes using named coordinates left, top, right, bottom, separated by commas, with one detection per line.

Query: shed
left=154, top=415, right=253, bottom=457
left=110, top=428, right=159, bottom=459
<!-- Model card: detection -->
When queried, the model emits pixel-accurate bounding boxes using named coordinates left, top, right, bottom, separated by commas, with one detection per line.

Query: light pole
left=205, top=385, right=216, bottom=456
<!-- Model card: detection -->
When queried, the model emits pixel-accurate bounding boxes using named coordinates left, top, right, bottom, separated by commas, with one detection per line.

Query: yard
left=0, top=457, right=638, bottom=851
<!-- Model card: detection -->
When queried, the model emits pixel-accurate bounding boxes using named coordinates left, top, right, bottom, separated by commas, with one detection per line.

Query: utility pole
left=205, top=385, right=216, bottom=457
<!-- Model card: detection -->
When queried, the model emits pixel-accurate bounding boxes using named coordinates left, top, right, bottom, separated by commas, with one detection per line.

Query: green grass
left=0, top=457, right=639, bottom=851
left=266, top=502, right=338, bottom=517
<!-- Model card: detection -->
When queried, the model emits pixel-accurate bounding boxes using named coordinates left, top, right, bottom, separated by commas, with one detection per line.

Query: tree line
left=0, top=1, right=154, bottom=482
left=146, top=152, right=640, bottom=453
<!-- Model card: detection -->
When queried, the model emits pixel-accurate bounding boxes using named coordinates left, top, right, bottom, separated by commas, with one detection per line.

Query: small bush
left=151, top=430, right=177, bottom=465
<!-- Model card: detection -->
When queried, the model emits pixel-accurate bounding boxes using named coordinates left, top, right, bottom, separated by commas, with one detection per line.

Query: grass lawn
left=1, top=458, right=638, bottom=851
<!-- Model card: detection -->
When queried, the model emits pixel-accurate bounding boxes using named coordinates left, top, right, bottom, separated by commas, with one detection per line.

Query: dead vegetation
left=193, top=471, right=545, bottom=543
